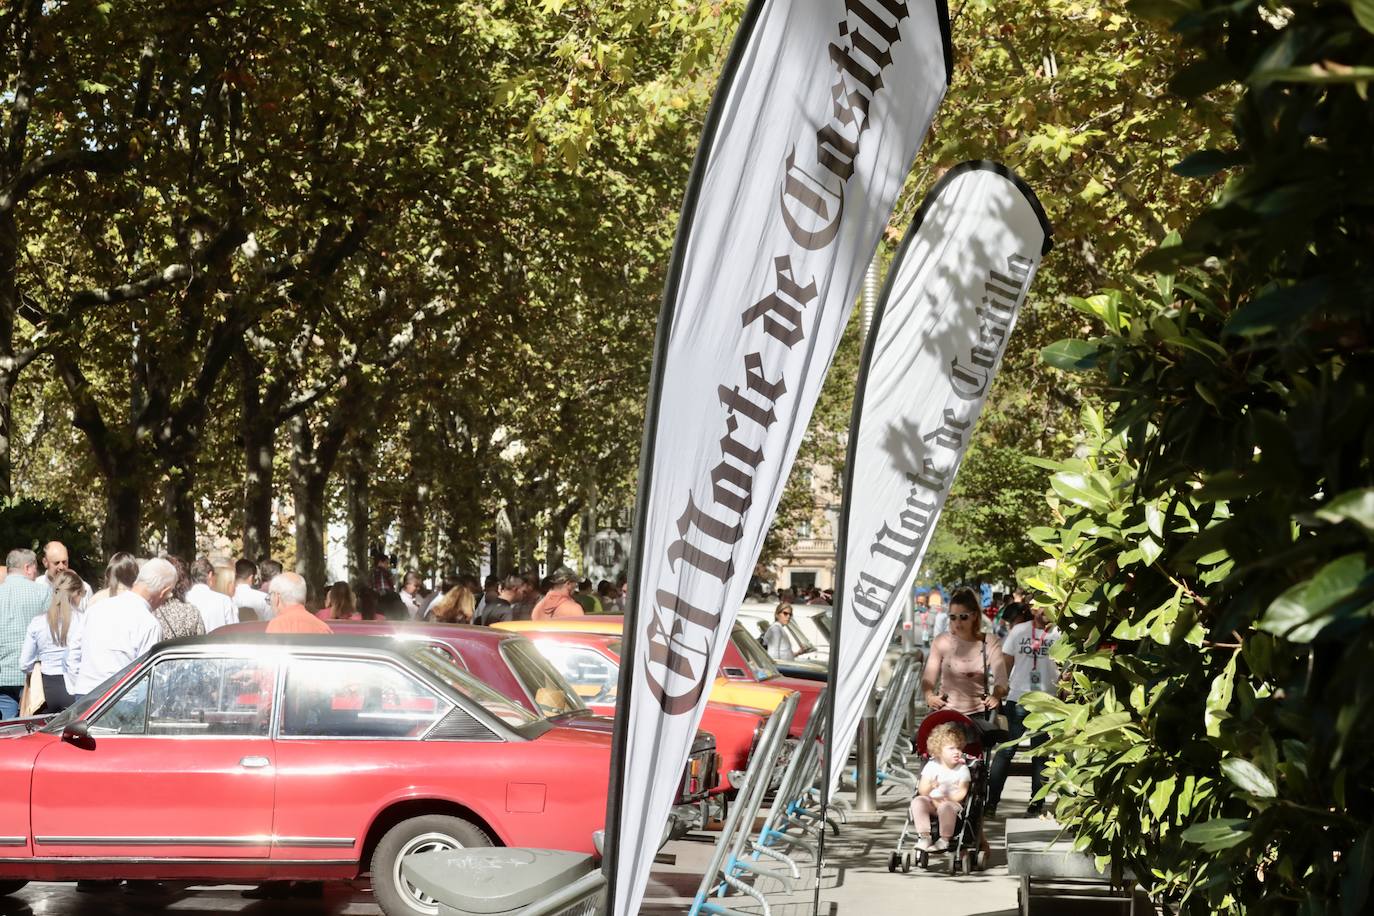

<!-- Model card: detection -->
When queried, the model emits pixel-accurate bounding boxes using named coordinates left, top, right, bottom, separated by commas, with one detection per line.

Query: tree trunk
left=0, top=210, right=20, bottom=500
left=289, top=417, right=329, bottom=598
left=242, top=424, right=275, bottom=561
left=545, top=499, right=582, bottom=573
left=0, top=371, right=12, bottom=501
left=240, top=352, right=276, bottom=561
left=495, top=507, right=514, bottom=578
left=163, top=466, right=196, bottom=559
left=345, top=442, right=371, bottom=585
left=546, top=524, right=565, bottom=571
left=104, top=463, right=143, bottom=555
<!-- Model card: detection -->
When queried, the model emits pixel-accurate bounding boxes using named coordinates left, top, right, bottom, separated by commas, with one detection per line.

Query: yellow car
left=494, top=617, right=796, bottom=793
left=493, top=617, right=797, bottom=715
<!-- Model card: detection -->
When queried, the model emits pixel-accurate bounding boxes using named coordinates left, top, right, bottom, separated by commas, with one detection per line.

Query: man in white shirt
left=68, top=557, right=173, bottom=697
left=930, top=594, right=950, bottom=639
left=233, top=559, right=272, bottom=621
left=398, top=571, right=423, bottom=618
left=987, top=602, right=1060, bottom=816
left=185, top=558, right=238, bottom=632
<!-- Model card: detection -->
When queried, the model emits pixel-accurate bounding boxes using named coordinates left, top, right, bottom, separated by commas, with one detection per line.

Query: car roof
left=158, top=631, right=421, bottom=658
left=216, top=621, right=519, bottom=646
left=495, top=616, right=626, bottom=635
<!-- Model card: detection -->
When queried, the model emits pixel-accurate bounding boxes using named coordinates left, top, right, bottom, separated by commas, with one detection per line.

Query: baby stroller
left=888, top=708, right=1003, bottom=875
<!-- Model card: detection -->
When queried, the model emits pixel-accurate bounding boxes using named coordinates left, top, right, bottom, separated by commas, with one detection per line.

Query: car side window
left=417, top=643, right=468, bottom=671
left=89, top=676, right=150, bottom=736
left=536, top=644, right=618, bottom=704
left=282, top=657, right=449, bottom=739
left=147, top=657, right=276, bottom=737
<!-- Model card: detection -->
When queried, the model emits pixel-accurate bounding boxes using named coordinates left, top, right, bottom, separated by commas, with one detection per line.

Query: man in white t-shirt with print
left=987, top=601, right=1059, bottom=817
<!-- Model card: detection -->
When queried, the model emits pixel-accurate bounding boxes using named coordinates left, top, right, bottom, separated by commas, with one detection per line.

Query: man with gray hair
left=264, top=572, right=331, bottom=634
left=68, top=557, right=173, bottom=697
left=0, top=548, right=49, bottom=718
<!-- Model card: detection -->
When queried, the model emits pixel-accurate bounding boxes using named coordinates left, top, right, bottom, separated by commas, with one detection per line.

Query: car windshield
left=731, top=625, right=781, bottom=679
left=813, top=614, right=832, bottom=640
left=499, top=639, right=588, bottom=717
left=408, top=647, right=539, bottom=727
left=786, top=618, right=817, bottom=653
left=39, top=661, right=140, bottom=734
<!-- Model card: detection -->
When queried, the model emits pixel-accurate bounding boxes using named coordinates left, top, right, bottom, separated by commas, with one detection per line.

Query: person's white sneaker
left=913, top=835, right=933, bottom=852
left=929, top=837, right=951, bottom=853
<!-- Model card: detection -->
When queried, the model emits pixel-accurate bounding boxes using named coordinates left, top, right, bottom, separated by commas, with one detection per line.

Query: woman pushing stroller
left=921, top=587, right=1009, bottom=723
left=912, top=588, right=1008, bottom=864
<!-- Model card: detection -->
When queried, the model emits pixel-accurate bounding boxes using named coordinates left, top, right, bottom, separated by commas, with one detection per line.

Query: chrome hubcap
left=394, top=831, right=462, bottom=914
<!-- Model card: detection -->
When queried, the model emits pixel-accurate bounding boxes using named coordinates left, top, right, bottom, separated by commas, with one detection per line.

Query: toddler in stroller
left=890, top=709, right=996, bottom=874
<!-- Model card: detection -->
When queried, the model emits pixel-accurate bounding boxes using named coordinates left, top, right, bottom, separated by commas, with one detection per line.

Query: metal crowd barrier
left=750, top=687, right=839, bottom=871
left=871, top=651, right=924, bottom=791
left=688, top=691, right=800, bottom=916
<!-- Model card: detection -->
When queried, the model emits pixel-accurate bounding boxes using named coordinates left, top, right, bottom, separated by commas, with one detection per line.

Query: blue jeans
left=0, top=686, right=22, bottom=720
left=987, top=699, right=1049, bottom=810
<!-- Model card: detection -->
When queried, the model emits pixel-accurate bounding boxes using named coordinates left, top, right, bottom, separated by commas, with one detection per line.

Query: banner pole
left=600, top=2, right=771, bottom=911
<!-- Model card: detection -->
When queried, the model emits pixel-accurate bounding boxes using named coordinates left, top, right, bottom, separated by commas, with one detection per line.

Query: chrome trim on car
left=0, top=856, right=354, bottom=866
left=35, top=836, right=273, bottom=847
left=271, top=837, right=356, bottom=848
left=0, top=836, right=26, bottom=847
left=34, top=835, right=355, bottom=848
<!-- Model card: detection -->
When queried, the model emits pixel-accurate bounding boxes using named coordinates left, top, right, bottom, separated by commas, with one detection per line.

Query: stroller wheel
left=888, top=851, right=899, bottom=873
left=918, top=850, right=928, bottom=869
left=960, top=850, right=975, bottom=875
left=902, top=852, right=912, bottom=874
left=948, top=851, right=960, bottom=875
left=975, top=849, right=989, bottom=872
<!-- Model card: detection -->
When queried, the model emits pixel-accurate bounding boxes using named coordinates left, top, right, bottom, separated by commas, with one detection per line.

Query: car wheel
left=371, top=814, right=492, bottom=916
left=0, top=880, right=27, bottom=896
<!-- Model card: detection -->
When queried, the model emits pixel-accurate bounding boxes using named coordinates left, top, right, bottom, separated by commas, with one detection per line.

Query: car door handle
left=239, top=756, right=271, bottom=769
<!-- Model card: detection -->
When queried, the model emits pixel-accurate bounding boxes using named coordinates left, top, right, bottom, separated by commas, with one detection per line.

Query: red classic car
left=220, top=620, right=719, bottom=808
left=0, top=633, right=614, bottom=916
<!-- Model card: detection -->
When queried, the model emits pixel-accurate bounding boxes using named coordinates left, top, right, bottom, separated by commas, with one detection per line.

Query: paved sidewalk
left=642, top=776, right=1035, bottom=915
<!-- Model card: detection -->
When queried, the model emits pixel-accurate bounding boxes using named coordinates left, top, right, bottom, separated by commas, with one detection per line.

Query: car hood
left=776, top=658, right=829, bottom=680
left=553, top=711, right=715, bottom=754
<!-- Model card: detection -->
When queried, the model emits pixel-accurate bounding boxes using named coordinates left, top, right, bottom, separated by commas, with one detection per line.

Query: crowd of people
left=0, top=541, right=637, bottom=721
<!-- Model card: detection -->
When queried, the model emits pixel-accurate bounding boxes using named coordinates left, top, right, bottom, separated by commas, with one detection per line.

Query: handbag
left=20, top=662, right=45, bottom=717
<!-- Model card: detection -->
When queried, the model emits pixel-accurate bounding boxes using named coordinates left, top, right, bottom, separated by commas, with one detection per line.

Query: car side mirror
left=62, top=720, right=95, bottom=750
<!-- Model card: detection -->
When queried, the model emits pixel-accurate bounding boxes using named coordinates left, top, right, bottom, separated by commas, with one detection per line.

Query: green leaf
left=1181, top=817, right=1250, bottom=851
left=1205, top=654, right=1236, bottom=738
left=1225, top=278, right=1333, bottom=337
left=1148, top=775, right=1177, bottom=820
left=1042, top=339, right=1101, bottom=372
left=1315, top=489, right=1374, bottom=533
left=1145, top=503, right=1164, bottom=538
left=1257, top=554, right=1369, bottom=642
left=1221, top=758, right=1276, bottom=797
left=1357, top=0, right=1374, bottom=36
left=1051, top=472, right=1113, bottom=511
